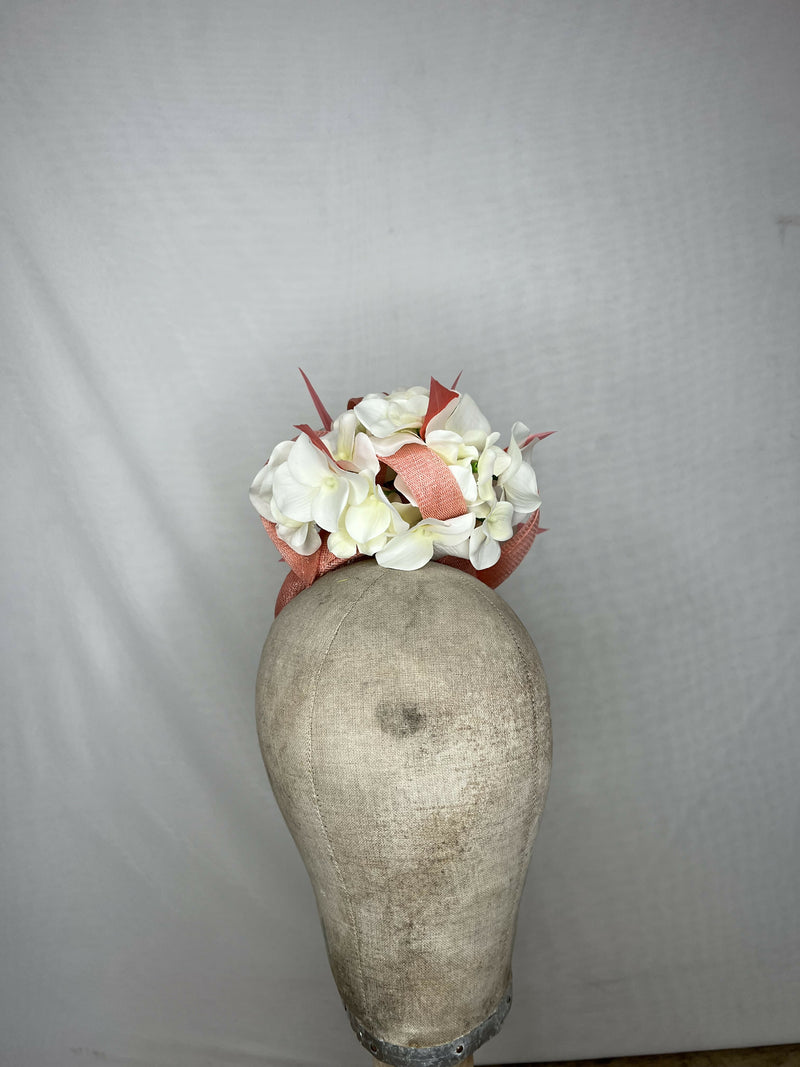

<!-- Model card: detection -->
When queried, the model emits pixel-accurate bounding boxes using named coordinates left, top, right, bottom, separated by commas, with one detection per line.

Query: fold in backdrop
left=2, top=3, right=799, bottom=1066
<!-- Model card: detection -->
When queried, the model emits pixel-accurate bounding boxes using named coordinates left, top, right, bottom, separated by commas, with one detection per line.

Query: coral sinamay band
left=383, top=442, right=466, bottom=521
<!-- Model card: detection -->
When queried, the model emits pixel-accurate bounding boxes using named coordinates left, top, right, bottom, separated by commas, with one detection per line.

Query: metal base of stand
left=345, top=980, right=512, bottom=1067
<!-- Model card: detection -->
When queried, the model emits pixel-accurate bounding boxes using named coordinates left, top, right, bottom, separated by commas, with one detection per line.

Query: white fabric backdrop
left=2, top=2, right=799, bottom=1065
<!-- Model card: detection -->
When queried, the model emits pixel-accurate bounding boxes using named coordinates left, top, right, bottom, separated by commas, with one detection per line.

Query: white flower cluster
left=250, top=385, right=541, bottom=572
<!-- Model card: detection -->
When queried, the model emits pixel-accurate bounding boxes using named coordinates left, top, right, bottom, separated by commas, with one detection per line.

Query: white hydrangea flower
left=328, top=483, right=410, bottom=559
left=497, top=425, right=541, bottom=523
left=249, top=440, right=293, bottom=522
left=249, top=441, right=321, bottom=555
left=464, top=432, right=510, bottom=518
left=322, top=410, right=380, bottom=477
left=270, top=499, right=323, bottom=555
left=467, top=500, right=514, bottom=569
left=424, top=392, right=493, bottom=451
left=354, top=386, right=429, bottom=438
left=271, top=433, right=370, bottom=534
left=375, top=512, right=475, bottom=571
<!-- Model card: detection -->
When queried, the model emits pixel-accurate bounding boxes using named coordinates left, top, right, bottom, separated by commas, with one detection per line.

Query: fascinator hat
left=250, top=370, right=552, bottom=613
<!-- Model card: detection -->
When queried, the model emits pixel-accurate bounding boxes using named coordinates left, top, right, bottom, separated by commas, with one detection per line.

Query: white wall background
left=2, top=2, right=799, bottom=1065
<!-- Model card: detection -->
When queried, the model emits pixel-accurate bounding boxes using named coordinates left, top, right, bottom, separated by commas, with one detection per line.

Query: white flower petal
left=371, top=431, right=424, bottom=456
left=352, top=432, right=380, bottom=476
left=424, top=430, right=463, bottom=466
left=501, top=460, right=540, bottom=513
left=312, top=475, right=350, bottom=532
left=278, top=522, right=321, bottom=555
left=249, top=439, right=298, bottom=520
left=429, top=512, right=476, bottom=545
left=267, top=439, right=294, bottom=467
left=392, top=501, right=422, bottom=527
left=392, top=473, right=417, bottom=506
left=512, top=505, right=538, bottom=526
left=448, top=462, right=479, bottom=503
left=375, top=527, right=436, bottom=570
left=344, top=471, right=371, bottom=506
left=423, top=395, right=460, bottom=436
left=328, top=411, right=357, bottom=461
left=469, top=525, right=502, bottom=570
left=327, top=527, right=358, bottom=559
left=500, top=431, right=522, bottom=481
left=435, top=536, right=470, bottom=559
left=468, top=498, right=493, bottom=519
left=355, top=389, right=429, bottom=438
left=486, top=499, right=514, bottom=541
left=374, top=483, right=410, bottom=535
left=287, top=433, right=333, bottom=485
left=444, top=394, right=492, bottom=448
left=249, top=465, right=275, bottom=520
left=476, top=438, right=510, bottom=502
left=359, top=531, right=391, bottom=556
left=272, top=463, right=316, bottom=522
left=387, top=395, right=427, bottom=428
left=345, top=495, right=391, bottom=544
left=498, top=426, right=541, bottom=514
left=492, top=446, right=512, bottom=478
left=323, top=414, right=383, bottom=479
left=352, top=396, right=392, bottom=437
left=510, top=421, right=530, bottom=446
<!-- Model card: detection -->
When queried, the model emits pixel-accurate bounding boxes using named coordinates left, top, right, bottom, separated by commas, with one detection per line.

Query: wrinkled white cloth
left=2, top=2, right=799, bottom=1066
